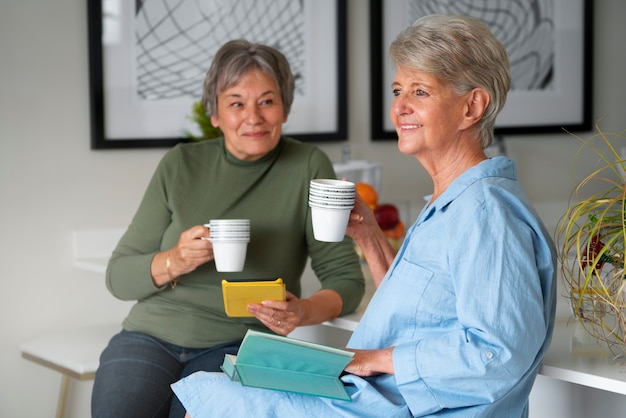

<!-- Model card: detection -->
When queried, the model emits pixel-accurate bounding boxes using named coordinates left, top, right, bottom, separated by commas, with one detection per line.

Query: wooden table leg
left=55, top=374, right=69, bottom=418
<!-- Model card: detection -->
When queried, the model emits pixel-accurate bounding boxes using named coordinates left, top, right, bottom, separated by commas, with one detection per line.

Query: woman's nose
left=245, top=106, right=262, bottom=124
left=391, top=96, right=411, bottom=117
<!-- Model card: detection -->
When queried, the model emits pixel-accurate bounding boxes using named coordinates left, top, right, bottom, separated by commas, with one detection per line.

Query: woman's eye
left=392, top=88, right=401, bottom=97
left=415, top=89, right=427, bottom=96
left=260, top=99, right=274, bottom=106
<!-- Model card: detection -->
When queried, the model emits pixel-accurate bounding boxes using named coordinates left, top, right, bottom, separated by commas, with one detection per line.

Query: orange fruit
left=356, top=182, right=378, bottom=209
left=383, top=220, right=406, bottom=240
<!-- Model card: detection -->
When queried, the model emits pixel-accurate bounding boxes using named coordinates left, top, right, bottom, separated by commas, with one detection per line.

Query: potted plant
left=556, top=125, right=626, bottom=359
left=183, top=100, right=221, bottom=141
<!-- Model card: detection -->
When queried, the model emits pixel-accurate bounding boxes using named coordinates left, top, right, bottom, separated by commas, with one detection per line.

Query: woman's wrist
left=166, top=250, right=180, bottom=288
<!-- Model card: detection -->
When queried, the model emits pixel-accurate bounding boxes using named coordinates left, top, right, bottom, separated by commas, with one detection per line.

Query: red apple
left=374, top=203, right=399, bottom=230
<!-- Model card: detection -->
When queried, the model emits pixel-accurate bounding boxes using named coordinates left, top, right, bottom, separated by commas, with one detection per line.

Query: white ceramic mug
left=206, top=220, right=250, bottom=272
left=310, top=206, right=351, bottom=242
left=211, top=240, right=249, bottom=272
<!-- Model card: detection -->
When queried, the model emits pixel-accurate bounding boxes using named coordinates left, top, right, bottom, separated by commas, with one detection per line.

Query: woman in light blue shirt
left=172, top=14, right=556, bottom=417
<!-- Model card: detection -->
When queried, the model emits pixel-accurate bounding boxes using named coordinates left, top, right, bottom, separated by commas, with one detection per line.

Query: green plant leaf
left=556, top=124, right=626, bottom=357
left=183, top=101, right=222, bottom=141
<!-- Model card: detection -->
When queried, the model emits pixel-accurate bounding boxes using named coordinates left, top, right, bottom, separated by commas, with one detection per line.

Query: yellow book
left=221, top=278, right=286, bottom=317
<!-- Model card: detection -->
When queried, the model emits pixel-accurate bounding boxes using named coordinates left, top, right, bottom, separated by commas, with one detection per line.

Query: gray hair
left=202, top=39, right=295, bottom=117
left=389, top=14, right=511, bottom=148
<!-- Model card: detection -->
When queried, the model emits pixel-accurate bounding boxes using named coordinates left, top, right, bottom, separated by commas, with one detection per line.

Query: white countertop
left=539, top=317, right=626, bottom=394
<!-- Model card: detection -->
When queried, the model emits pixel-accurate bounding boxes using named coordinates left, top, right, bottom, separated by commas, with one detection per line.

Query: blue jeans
left=91, top=330, right=241, bottom=418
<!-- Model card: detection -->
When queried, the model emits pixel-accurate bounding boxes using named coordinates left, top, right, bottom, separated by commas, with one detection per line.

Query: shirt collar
left=419, top=156, right=517, bottom=220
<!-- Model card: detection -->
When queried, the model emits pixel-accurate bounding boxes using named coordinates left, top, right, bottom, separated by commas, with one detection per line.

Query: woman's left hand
left=247, top=291, right=302, bottom=336
left=344, top=347, right=395, bottom=377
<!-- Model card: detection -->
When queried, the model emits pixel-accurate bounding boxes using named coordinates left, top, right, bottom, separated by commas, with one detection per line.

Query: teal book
left=221, top=329, right=354, bottom=401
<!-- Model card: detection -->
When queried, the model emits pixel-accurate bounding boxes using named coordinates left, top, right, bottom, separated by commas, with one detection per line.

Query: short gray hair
left=389, top=14, right=511, bottom=148
left=202, top=39, right=295, bottom=117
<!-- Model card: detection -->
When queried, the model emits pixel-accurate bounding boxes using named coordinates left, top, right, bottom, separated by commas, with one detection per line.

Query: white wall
left=1, top=1, right=625, bottom=417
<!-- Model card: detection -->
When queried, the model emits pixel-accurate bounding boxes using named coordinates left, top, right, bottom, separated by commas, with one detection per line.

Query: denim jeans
left=91, top=330, right=241, bottom=418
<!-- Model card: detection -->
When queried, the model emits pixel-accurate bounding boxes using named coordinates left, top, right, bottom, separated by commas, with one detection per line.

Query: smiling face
left=211, top=69, right=287, bottom=161
left=389, top=66, right=472, bottom=158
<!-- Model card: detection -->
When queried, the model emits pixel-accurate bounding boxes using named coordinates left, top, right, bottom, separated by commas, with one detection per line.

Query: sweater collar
left=222, top=136, right=286, bottom=167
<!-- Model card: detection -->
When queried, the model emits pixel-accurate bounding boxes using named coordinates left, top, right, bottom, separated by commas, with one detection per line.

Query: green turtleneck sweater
left=106, top=137, right=365, bottom=348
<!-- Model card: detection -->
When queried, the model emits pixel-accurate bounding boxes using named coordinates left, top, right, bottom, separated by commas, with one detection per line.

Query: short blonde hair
left=389, top=14, right=511, bottom=148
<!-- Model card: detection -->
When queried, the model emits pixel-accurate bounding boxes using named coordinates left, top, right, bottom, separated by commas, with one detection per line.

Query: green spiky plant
left=556, top=125, right=626, bottom=359
left=183, top=100, right=221, bottom=141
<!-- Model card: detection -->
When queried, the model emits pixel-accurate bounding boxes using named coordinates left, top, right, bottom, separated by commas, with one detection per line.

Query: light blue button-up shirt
left=346, top=156, right=557, bottom=417
left=172, top=157, right=557, bottom=418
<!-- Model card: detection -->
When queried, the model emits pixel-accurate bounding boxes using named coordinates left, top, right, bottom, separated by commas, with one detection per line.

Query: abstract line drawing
left=371, top=0, right=592, bottom=139
left=405, top=0, right=554, bottom=91
left=88, top=0, right=347, bottom=149
left=134, top=0, right=306, bottom=101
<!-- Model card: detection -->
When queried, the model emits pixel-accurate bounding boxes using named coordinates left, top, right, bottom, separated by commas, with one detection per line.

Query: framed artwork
left=87, top=0, right=347, bottom=149
left=370, top=0, right=593, bottom=140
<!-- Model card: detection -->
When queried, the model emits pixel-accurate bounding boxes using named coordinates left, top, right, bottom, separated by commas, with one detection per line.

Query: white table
left=20, top=323, right=121, bottom=418
left=539, top=317, right=626, bottom=395
left=19, top=229, right=125, bottom=417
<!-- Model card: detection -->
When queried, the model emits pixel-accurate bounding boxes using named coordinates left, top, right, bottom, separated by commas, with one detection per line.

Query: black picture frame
left=370, top=0, right=593, bottom=140
left=87, top=0, right=348, bottom=149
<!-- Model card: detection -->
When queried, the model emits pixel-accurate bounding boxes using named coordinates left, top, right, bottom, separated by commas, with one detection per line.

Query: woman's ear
left=210, top=114, right=220, bottom=128
left=460, top=88, right=490, bottom=129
